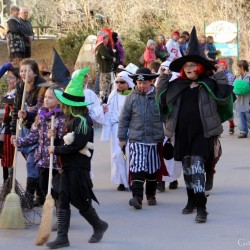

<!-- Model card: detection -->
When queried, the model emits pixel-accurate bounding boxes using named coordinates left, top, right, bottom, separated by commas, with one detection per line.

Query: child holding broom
left=46, top=68, right=108, bottom=249
left=13, top=86, right=64, bottom=203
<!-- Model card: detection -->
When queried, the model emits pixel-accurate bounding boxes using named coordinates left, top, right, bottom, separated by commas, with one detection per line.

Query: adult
left=19, top=7, right=34, bottom=58
left=118, top=68, right=164, bottom=209
left=166, top=30, right=182, bottom=61
left=6, top=5, right=26, bottom=63
left=94, top=32, right=115, bottom=103
left=101, top=71, right=134, bottom=191
left=233, top=60, right=250, bottom=138
left=156, top=27, right=233, bottom=223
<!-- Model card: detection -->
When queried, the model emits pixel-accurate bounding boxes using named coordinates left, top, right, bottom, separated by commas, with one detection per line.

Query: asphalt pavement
left=0, top=124, right=250, bottom=250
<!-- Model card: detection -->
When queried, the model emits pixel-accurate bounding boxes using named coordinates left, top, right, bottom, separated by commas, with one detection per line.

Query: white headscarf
left=116, top=71, right=135, bottom=89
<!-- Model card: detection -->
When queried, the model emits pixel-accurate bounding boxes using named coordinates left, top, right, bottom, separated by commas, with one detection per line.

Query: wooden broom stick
left=35, top=115, right=55, bottom=245
left=0, top=119, right=25, bottom=229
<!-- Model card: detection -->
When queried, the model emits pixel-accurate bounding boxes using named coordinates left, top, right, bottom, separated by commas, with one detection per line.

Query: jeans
left=26, top=149, right=39, bottom=178
left=238, top=111, right=250, bottom=135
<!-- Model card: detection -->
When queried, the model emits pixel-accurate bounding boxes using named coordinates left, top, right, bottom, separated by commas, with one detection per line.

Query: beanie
left=147, top=39, right=155, bottom=47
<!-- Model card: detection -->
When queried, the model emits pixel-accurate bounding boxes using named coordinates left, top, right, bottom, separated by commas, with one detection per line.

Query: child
left=13, top=86, right=64, bottom=204
left=46, top=68, right=108, bottom=249
left=0, top=67, right=19, bottom=182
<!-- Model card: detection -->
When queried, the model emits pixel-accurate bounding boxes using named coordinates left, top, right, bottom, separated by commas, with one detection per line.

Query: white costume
left=101, top=71, right=134, bottom=188
left=166, top=38, right=182, bottom=62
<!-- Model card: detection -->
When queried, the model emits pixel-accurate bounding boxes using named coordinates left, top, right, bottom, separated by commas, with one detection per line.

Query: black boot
left=33, top=179, right=45, bottom=207
left=195, top=193, right=208, bottom=223
left=182, top=188, right=196, bottom=214
left=205, top=173, right=214, bottom=191
left=46, top=209, right=70, bottom=249
left=156, top=181, right=165, bottom=192
left=23, top=177, right=37, bottom=209
left=80, top=206, right=108, bottom=243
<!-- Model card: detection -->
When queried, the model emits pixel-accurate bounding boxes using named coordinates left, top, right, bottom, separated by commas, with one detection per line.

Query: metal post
left=237, top=19, right=240, bottom=60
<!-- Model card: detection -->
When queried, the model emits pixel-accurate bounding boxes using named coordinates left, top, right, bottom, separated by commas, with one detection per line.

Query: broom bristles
left=35, top=195, right=55, bottom=245
left=0, top=191, right=25, bottom=229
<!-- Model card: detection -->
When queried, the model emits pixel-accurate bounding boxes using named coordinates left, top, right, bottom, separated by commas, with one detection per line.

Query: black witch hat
left=169, top=26, right=216, bottom=72
left=51, top=48, right=71, bottom=86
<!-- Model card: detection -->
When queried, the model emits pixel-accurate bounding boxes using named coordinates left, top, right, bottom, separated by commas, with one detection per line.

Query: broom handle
left=47, top=116, right=55, bottom=196
left=11, top=119, right=20, bottom=192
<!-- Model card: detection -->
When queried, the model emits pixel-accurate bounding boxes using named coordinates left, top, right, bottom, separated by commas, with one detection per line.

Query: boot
left=195, top=193, right=208, bottom=223
left=129, top=196, right=142, bottom=209
left=205, top=173, right=214, bottom=191
left=182, top=188, right=196, bottom=214
left=156, top=181, right=165, bottom=192
left=23, top=177, right=37, bottom=209
left=46, top=209, right=70, bottom=249
left=33, top=179, right=45, bottom=207
left=80, top=206, right=108, bottom=243
left=169, top=180, right=178, bottom=189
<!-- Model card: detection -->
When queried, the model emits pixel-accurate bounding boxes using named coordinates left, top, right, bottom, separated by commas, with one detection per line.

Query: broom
left=35, top=115, right=55, bottom=245
left=0, top=119, right=25, bottom=229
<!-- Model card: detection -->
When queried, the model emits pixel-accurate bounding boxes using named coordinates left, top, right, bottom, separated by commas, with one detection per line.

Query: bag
left=18, top=126, right=37, bottom=154
left=138, top=54, right=145, bottom=65
left=163, top=139, right=174, bottom=160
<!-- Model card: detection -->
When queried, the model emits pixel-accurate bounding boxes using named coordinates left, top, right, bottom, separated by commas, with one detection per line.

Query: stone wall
left=0, top=39, right=58, bottom=66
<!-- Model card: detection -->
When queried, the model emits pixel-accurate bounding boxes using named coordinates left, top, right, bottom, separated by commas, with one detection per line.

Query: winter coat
left=143, top=47, right=156, bottom=68
left=118, top=86, right=164, bottom=143
left=10, top=76, right=46, bottom=135
left=19, top=18, right=34, bottom=47
left=155, top=44, right=169, bottom=62
left=156, top=71, right=233, bottom=138
left=16, top=107, right=65, bottom=169
left=95, top=44, right=114, bottom=73
left=166, top=39, right=182, bottom=61
left=205, top=43, right=217, bottom=60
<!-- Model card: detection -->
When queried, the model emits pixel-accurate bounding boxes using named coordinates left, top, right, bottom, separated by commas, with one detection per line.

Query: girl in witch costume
left=46, top=69, right=108, bottom=249
left=156, top=27, right=233, bottom=223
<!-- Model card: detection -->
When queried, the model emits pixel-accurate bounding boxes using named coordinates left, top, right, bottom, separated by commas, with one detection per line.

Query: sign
left=206, top=21, right=237, bottom=43
left=214, top=43, right=238, bottom=57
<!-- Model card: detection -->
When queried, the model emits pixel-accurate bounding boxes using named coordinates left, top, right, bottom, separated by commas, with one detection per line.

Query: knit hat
left=116, top=71, right=135, bottom=89
left=169, top=26, right=216, bottom=72
left=147, top=39, right=155, bottom=47
left=54, top=68, right=92, bottom=107
left=217, top=59, right=228, bottom=69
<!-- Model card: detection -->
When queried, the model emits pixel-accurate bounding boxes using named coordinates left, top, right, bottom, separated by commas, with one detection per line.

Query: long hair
left=62, top=105, right=89, bottom=135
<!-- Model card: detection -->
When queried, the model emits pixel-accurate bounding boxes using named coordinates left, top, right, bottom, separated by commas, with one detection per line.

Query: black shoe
left=195, top=208, right=208, bottom=223
left=169, top=180, right=178, bottom=190
left=238, top=133, right=247, bottom=138
left=205, top=174, right=214, bottom=191
left=156, top=181, right=165, bottom=192
left=229, top=127, right=234, bottom=134
left=182, top=203, right=196, bottom=214
left=46, top=236, right=70, bottom=249
left=129, top=197, right=142, bottom=209
left=117, top=184, right=126, bottom=191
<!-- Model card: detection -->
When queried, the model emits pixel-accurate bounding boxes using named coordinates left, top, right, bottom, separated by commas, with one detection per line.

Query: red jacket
left=143, top=47, right=156, bottom=68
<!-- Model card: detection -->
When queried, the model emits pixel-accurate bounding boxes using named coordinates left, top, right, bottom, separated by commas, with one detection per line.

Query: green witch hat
left=54, top=68, right=92, bottom=107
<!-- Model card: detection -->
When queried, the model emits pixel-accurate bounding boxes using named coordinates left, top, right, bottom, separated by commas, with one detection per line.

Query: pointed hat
left=51, top=48, right=71, bottom=86
left=54, top=68, right=92, bottom=107
left=169, top=26, right=216, bottom=72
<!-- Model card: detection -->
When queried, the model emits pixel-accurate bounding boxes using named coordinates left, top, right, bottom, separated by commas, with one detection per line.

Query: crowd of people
left=0, top=4, right=249, bottom=249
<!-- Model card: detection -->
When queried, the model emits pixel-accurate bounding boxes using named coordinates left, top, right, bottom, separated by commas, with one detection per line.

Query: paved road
left=0, top=124, right=250, bottom=250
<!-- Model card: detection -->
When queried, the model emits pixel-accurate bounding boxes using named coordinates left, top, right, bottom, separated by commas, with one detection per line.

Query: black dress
left=174, top=85, right=211, bottom=161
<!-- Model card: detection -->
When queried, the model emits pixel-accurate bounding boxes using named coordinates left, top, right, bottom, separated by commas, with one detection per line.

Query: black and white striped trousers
left=129, top=142, right=160, bottom=174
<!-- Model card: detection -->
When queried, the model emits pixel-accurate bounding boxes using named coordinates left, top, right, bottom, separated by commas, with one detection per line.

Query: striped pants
left=129, top=142, right=160, bottom=200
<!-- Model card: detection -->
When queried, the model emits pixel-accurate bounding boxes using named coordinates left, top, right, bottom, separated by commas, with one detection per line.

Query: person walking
left=118, top=67, right=164, bottom=209
left=156, top=27, right=233, bottom=223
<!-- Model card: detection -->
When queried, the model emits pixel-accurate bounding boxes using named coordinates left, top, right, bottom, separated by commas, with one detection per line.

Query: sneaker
left=238, top=133, right=247, bottom=138
left=229, top=127, right=234, bottom=135
left=169, top=180, right=178, bottom=190
left=129, top=197, right=142, bottom=209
